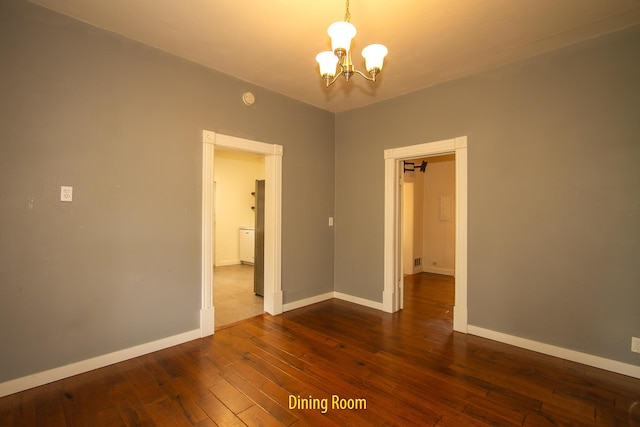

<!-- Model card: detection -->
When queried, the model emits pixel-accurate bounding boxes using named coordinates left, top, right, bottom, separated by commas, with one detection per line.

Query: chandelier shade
left=327, top=21, right=357, bottom=53
left=316, top=51, right=339, bottom=78
left=362, top=44, right=388, bottom=73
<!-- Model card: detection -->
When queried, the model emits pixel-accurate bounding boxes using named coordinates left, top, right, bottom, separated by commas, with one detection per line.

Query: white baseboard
left=272, top=290, right=284, bottom=316
left=0, top=329, right=201, bottom=398
left=422, top=266, right=455, bottom=276
left=468, top=325, right=640, bottom=379
left=283, top=292, right=334, bottom=312
left=282, top=292, right=383, bottom=312
left=215, top=260, right=241, bottom=267
left=453, top=305, right=468, bottom=333
left=382, top=289, right=395, bottom=313
left=201, top=307, right=215, bottom=337
left=334, top=292, right=384, bottom=311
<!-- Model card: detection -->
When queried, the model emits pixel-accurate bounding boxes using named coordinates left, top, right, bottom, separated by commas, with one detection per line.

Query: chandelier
left=315, top=0, right=388, bottom=87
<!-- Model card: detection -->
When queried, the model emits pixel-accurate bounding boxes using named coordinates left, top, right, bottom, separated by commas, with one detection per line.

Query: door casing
left=201, top=130, right=283, bottom=336
left=383, top=136, right=468, bottom=332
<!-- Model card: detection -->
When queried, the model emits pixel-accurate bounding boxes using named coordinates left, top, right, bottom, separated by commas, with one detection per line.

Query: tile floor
left=213, top=264, right=264, bottom=328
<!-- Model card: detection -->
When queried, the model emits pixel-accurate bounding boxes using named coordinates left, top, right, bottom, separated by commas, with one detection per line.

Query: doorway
left=383, top=136, right=467, bottom=333
left=402, top=155, right=456, bottom=277
left=213, top=149, right=265, bottom=328
left=401, top=154, right=456, bottom=324
left=201, top=131, right=283, bottom=336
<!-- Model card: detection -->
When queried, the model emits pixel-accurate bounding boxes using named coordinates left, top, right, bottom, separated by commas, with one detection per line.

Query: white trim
left=421, top=267, right=455, bottom=276
left=383, top=136, right=468, bottom=333
left=215, top=260, right=241, bottom=267
left=0, top=329, right=201, bottom=398
left=283, top=292, right=334, bottom=312
left=282, top=292, right=384, bottom=313
left=334, top=292, right=384, bottom=311
left=200, top=307, right=214, bottom=338
left=213, top=132, right=283, bottom=156
left=454, top=139, right=468, bottom=333
left=201, top=141, right=215, bottom=336
left=384, top=138, right=461, bottom=160
left=202, top=130, right=283, bottom=325
left=264, top=153, right=283, bottom=315
left=468, top=326, right=640, bottom=379
left=383, top=157, right=400, bottom=313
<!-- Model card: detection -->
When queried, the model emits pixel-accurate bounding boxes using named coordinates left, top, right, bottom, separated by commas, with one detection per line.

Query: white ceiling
left=28, top=0, right=640, bottom=113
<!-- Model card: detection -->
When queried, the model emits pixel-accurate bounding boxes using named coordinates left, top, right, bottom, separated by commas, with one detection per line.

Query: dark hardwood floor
left=1, top=273, right=639, bottom=426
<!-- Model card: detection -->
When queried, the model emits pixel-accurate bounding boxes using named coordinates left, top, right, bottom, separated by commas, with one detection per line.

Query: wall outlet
left=632, top=337, right=640, bottom=353
left=60, top=186, right=73, bottom=202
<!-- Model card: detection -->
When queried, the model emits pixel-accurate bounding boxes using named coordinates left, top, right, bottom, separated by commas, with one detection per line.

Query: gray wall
left=0, top=0, right=334, bottom=383
left=335, top=26, right=640, bottom=366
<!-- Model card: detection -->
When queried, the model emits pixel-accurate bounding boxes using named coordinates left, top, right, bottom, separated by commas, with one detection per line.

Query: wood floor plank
left=219, top=368, right=299, bottom=426
left=113, top=400, right=156, bottom=427
left=194, top=418, right=216, bottom=427
left=107, top=377, right=156, bottom=427
left=435, top=412, right=494, bottom=426
left=3, top=390, right=37, bottom=426
left=168, top=375, right=214, bottom=404
left=463, top=394, right=528, bottom=426
left=237, top=404, right=286, bottom=427
left=145, top=395, right=195, bottom=427
left=196, top=394, right=246, bottom=427
left=33, top=390, right=66, bottom=427
left=95, top=406, right=126, bottom=427
left=172, top=391, right=210, bottom=425
left=208, top=379, right=254, bottom=414
left=229, top=352, right=303, bottom=398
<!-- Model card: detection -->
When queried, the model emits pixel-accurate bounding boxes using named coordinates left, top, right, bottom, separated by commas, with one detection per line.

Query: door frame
left=383, top=136, right=468, bottom=333
left=201, top=130, right=283, bottom=336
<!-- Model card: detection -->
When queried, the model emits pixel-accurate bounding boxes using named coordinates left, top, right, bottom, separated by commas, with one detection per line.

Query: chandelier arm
left=353, top=69, right=376, bottom=82
left=325, top=70, right=345, bottom=87
left=325, top=66, right=379, bottom=87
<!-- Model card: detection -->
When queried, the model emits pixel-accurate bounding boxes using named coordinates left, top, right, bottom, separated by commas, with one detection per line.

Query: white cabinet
left=239, top=227, right=255, bottom=264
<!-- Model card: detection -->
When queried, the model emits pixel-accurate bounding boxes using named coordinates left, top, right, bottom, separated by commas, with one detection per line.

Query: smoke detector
left=242, top=92, right=255, bottom=106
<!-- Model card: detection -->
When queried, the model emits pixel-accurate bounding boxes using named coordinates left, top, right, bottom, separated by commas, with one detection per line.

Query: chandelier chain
left=344, top=0, right=351, bottom=22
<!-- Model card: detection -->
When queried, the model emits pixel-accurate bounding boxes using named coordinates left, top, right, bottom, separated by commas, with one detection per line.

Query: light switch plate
left=61, top=186, right=73, bottom=202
